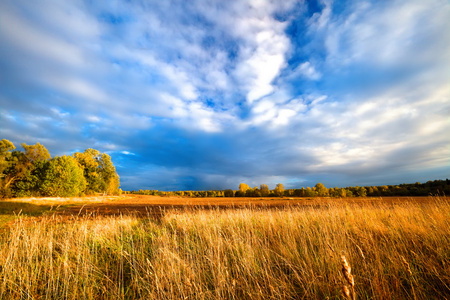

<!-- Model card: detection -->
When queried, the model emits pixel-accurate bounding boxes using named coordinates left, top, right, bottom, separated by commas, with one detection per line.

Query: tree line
left=129, top=180, right=450, bottom=198
left=0, top=139, right=120, bottom=198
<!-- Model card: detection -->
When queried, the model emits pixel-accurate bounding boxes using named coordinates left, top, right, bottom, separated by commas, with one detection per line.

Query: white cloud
left=86, top=115, right=101, bottom=123
left=307, top=0, right=332, bottom=30
left=0, top=3, right=87, bottom=68
left=248, top=92, right=309, bottom=128
left=115, top=47, right=199, bottom=101
left=290, top=62, right=321, bottom=80
left=232, top=14, right=291, bottom=103
left=97, top=0, right=299, bottom=130
left=121, top=151, right=135, bottom=156
left=320, top=0, right=450, bottom=68
left=50, top=108, right=70, bottom=119
left=44, top=75, right=108, bottom=104
left=301, top=80, right=450, bottom=174
left=273, top=108, right=297, bottom=126
left=1, top=0, right=449, bottom=190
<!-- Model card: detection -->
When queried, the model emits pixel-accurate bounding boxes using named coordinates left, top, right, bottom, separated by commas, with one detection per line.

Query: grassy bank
left=1, top=197, right=449, bottom=299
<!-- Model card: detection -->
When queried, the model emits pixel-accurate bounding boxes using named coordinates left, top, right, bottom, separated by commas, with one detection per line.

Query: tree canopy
left=0, top=140, right=121, bottom=198
left=129, top=179, right=450, bottom=198
left=274, top=183, right=285, bottom=197
left=73, top=149, right=120, bottom=195
left=40, top=155, right=87, bottom=197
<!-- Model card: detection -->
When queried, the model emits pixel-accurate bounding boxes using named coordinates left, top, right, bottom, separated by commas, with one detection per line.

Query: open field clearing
left=1, top=196, right=450, bottom=299
left=1, top=195, right=446, bottom=218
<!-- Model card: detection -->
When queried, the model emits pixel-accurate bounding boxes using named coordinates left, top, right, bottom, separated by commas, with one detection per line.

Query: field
left=1, top=195, right=449, bottom=299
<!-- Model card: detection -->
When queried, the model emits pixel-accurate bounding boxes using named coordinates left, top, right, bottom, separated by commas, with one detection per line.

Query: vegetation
left=2, top=139, right=448, bottom=298
left=129, top=179, right=450, bottom=198
left=0, top=196, right=449, bottom=299
left=0, top=139, right=121, bottom=198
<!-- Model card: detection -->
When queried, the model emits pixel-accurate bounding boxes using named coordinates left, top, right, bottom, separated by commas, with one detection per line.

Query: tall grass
left=1, top=197, right=449, bottom=299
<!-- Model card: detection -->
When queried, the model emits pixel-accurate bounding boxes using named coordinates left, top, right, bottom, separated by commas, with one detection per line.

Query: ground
left=1, top=194, right=441, bottom=222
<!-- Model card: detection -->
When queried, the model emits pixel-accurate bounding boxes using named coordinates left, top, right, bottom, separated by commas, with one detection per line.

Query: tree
left=337, top=188, right=347, bottom=197
left=21, top=142, right=51, bottom=162
left=98, top=153, right=120, bottom=195
left=274, top=183, right=285, bottom=197
left=345, top=189, right=354, bottom=197
left=12, top=159, right=49, bottom=197
left=0, top=139, right=15, bottom=179
left=224, top=189, right=234, bottom=197
left=260, top=184, right=269, bottom=196
left=244, top=187, right=260, bottom=197
left=40, top=155, right=86, bottom=197
left=12, top=143, right=51, bottom=197
left=1, top=142, right=52, bottom=197
left=73, top=149, right=120, bottom=195
left=73, top=149, right=102, bottom=194
left=235, top=190, right=244, bottom=197
left=293, top=188, right=304, bottom=197
left=315, top=183, right=328, bottom=197
left=0, top=139, right=15, bottom=171
left=1, top=141, right=121, bottom=197
left=0, top=139, right=16, bottom=197
left=239, top=183, right=250, bottom=193
left=305, top=187, right=316, bottom=197
left=355, top=186, right=367, bottom=197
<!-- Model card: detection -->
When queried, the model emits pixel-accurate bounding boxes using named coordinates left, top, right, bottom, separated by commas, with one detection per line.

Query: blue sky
left=1, top=0, right=449, bottom=191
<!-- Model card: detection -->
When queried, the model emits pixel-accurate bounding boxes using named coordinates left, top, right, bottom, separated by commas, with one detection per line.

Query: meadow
left=0, top=196, right=449, bottom=299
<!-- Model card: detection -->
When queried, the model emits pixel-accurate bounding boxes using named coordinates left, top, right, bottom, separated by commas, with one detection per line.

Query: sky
left=1, top=0, right=449, bottom=191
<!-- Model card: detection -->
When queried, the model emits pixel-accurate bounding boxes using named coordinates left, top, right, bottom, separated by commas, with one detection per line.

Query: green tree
left=73, top=149, right=120, bottom=195
left=260, top=184, right=269, bottom=196
left=345, top=189, right=354, bottom=197
left=315, top=183, right=328, bottom=197
left=40, top=155, right=86, bottom=197
left=98, top=153, right=120, bottom=195
left=371, top=186, right=379, bottom=196
left=274, top=183, right=285, bottom=197
left=305, top=187, right=316, bottom=197
left=293, top=188, right=304, bottom=197
left=252, top=186, right=261, bottom=197
left=1, top=142, right=51, bottom=197
left=21, top=142, right=51, bottom=162
left=1, top=151, right=28, bottom=196
left=73, top=149, right=102, bottom=194
left=12, top=159, right=49, bottom=197
left=2, top=141, right=120, bottom=197
left=224, top=189, right=234, bottom=197
left=12, top=143, right=52, bottom=197
left=355, top=186, right=367, bottom=197
left=0, top=139, right=15, bottom=173
left=0, top=139, right=16, bottom=197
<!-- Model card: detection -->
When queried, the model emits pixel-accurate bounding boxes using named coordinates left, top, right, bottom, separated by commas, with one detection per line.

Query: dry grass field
left=1, top=195, right=449, bottom=299
left=2, top=194, right=440, bottom=216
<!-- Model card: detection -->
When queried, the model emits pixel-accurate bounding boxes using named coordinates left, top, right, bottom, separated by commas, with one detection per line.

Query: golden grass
left=340, top=255, right=355, bottom=300
left=0, top=197, right=449, bottom=299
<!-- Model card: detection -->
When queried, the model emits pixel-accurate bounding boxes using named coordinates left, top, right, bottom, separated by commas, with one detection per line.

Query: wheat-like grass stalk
left=342, top=285, right=351, bottom=300
left=355, top=244, right=365, bottom=261
left=401, top=255, right=417, bottom=300
left=401, top=255, right=412, bottom=276
left=341, top=255, right=355, bottom=300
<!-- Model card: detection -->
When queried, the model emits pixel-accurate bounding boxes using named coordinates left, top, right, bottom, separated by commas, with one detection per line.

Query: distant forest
left=128, top=180, right=450, bottom=198
left=0, top=139, right=120, bottom=198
